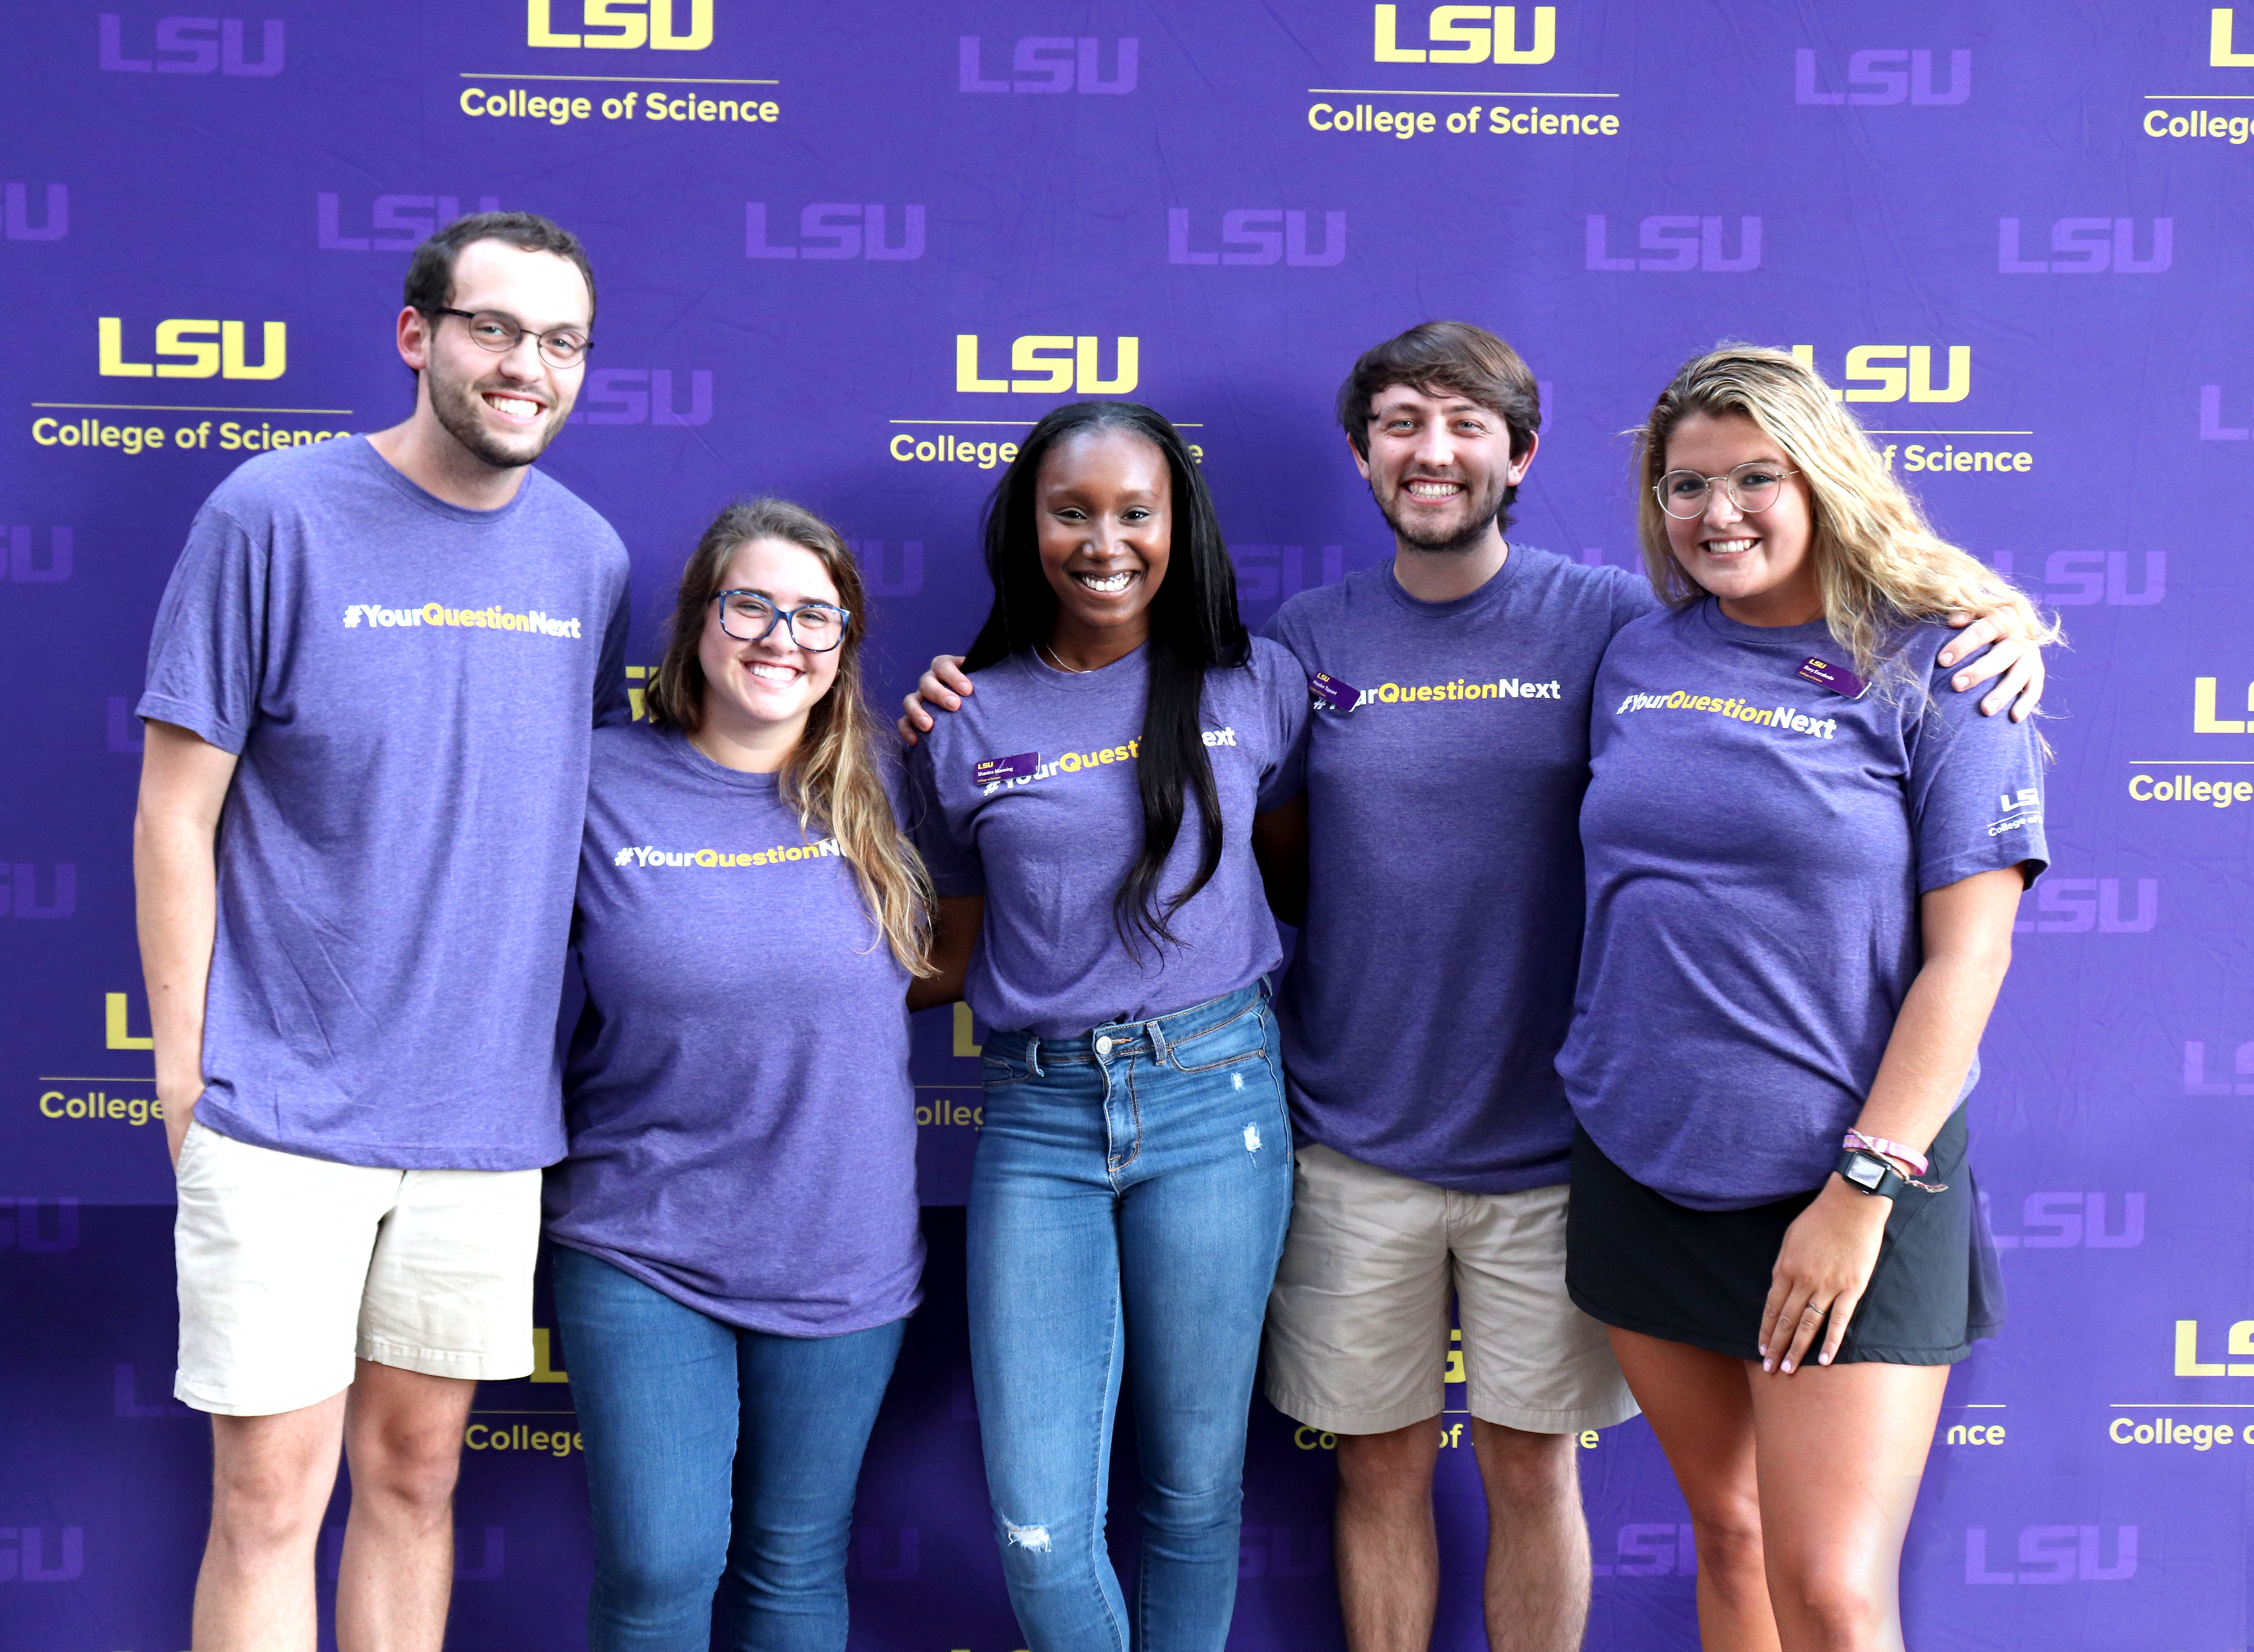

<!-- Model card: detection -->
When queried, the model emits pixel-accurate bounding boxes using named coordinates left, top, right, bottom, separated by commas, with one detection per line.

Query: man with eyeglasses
left=133, top=211, right=629, bottom=1651
left=901, top=320, right=2044, bottom=1652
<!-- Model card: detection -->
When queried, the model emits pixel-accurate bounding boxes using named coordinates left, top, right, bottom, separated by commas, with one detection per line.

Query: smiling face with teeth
left=1354, top=382, right=1534, bottom=559
left=411, top=239, right=591, bottom=475
left=1660, top=411, right=1822, bottom=627
left=693, top=537, right=846, bottom=764
left=1034, top=427, right=1174, bottom=670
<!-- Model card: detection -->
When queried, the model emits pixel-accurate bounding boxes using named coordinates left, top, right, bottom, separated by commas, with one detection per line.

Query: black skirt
left=1566, top=1104, right=2004, bottom=1366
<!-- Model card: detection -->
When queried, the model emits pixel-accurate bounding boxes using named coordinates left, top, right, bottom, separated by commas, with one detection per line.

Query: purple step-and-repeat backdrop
left=4, top=2, right=2251, bottom=1647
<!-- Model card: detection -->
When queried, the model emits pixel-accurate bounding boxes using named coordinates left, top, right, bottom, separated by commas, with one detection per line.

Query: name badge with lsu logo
left=1795, top=657, right=1868, bottom=699
left=1309, top=672, right=1360, bottom=714
left=975, top=752, right=1037, bottom=785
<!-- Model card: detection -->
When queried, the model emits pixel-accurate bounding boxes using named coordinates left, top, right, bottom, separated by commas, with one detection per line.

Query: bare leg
left=1747, top=1361, right=1948, bottom=1652
left=1334, top=1419, right=1444, bottom=1652
left=1470, top=1421, right=1588, bottom=1652
left=193, top=1390, right=350, bottom=1652
left=1606, top=1329, right=1779, bottom=1652
left=335, top=1360, right=476, bottom=1652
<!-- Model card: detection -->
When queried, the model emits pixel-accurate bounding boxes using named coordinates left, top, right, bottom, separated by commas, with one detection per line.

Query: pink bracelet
left=1843, top=1130, right=1929, bottom=1178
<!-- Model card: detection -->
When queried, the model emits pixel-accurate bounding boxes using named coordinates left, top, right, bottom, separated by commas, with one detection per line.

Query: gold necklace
left=1037, top=641, right=1090, bottom=674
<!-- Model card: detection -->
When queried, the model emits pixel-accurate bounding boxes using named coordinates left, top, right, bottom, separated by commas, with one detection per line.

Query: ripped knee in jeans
left=1002, top=1518, right=1053, bottom=1554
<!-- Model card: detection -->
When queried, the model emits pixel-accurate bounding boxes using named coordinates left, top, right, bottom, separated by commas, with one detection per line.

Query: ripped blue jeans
left=968, top=984, right=1294, bottom=1652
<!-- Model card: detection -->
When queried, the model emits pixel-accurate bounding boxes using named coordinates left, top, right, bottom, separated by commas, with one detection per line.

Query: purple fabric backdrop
left=3, top=2, right=2249, bottom=1646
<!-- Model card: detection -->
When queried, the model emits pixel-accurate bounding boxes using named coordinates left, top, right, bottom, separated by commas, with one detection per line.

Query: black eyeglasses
left=713, top=591, right=853, bottom=652
left=428, top=307, right=592, bottom=369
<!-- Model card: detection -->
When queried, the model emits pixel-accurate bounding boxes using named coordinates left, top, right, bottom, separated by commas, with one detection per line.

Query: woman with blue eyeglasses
left=543, top=498, right=955, bottom=1651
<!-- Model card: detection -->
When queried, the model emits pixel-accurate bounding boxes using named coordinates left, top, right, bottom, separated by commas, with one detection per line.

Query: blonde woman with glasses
left=1557, top=346, right=2055, bottom=1652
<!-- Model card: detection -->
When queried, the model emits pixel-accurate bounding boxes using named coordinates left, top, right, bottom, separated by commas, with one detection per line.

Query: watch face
left=1846, top=1155, right=1885, bottom=1190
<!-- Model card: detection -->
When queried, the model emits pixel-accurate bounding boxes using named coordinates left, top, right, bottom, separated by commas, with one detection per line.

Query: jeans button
left=1095, top=1035, right=1113, bottom=1056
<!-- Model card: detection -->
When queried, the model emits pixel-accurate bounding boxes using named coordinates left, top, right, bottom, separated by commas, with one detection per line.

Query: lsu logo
left=4, top=184, right=65, bottom=241
left=1985, top=551, right=2163, bottom=606
left=98, top=317, right=284, bottom=380
left=2200, top=385, right=2254, bottom=439
left=956, top=335, right=1137, bottom=395
left=2216, top=8, right=2254, bottom=62
left=100, top=15, right=283, bottom=75
left=1787, top=343, right=1968, bottom=403
left=1794, top=48, right=1968, bottom=105
left=528, top=0, right=711, bottom=50
left=1585, top=215, right=1759, bottom=272
left=319, top=193, right=500, bottom=252
left=2193, top=677, right=2254, bottom=731
left=2174, top=1318, right=2254, bottom=1374
left=567, top=369, right=713, bottom=426
left=1168, top=210, right=1345, bottom=267
left=959, top=37, right=1137, bottom=93
left=746, top=204, right=925, bottom=261
left=2012, top=877, right=2156, bottom=935
left=1964, top=1527, right=2136, bottom=1584
left=1999, top=217, right=2171, bottom=274
left=1372, top=6, right=1555, bottom=65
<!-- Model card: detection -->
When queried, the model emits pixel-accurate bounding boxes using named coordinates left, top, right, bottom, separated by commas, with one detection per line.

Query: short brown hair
left=403, top=211, right=597, bottom=326
left=1337, top=319, right=1542, bottom=461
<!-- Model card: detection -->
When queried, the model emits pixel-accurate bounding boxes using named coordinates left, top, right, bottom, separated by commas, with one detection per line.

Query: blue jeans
left=969, top=984, right=1294, bottom=1652
left=549, top=1245, right=906, bottom=1652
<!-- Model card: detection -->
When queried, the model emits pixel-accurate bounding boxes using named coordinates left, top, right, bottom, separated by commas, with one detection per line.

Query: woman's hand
left=897, top=655, right=973, bottom=745
left=1939, top=606, right=2046, bottom=722
left=1759, top=1177, right=1893, bottom=1374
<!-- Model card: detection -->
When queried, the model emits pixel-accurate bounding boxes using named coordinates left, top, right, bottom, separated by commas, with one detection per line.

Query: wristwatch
left=1834, top=1147, right=1907, bottom=1199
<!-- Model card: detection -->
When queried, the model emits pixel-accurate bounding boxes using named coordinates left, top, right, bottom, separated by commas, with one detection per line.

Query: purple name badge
left=1309, top=672, right=1360, bottom=713
left=1796, top=656, right=1868, bottom=699
left=974, top=752, right=1038, bottom=786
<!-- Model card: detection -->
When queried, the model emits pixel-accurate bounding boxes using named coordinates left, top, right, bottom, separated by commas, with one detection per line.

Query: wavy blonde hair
left=1632, top=344, right=2058, bottom=694
left=643, top=498, right=933, bottom=976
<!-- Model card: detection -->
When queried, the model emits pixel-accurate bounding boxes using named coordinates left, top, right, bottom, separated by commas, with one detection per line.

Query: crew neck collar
left=1381, top=543, right=1523, bottom=619
left=354, top=434, right=538, bottom=526
left=656, top=723, right=786, bottom=794
left=1020, top=641, right=1148, bottom=692
left=1694, top=594, right=1836, bottom=648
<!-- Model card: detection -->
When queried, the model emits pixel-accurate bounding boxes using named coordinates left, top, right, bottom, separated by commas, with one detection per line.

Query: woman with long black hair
left=908, top=401, right=1308, bottom=1652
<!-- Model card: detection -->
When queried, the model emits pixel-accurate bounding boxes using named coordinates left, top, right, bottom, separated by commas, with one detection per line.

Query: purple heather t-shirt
left=1557, top=600, right=2050, bottom=1211
left=908, top=639, right=1308, bottom=1038
left=138, top=436, right=630, bottom=1170
left=1262, top=549, right=1657, bottom=1193
left=544, top=725, right=923, bottom=1335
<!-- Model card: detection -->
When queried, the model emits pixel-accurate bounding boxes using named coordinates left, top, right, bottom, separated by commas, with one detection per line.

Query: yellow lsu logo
left=1788, top=343, right=1970, bottom=404
left=99, top=317, right=285, bottom=380
left=1373, top=5, right=1555, bottom=65
left=955, top=334, right=1139, bottom=395
left=528, top=0, right=711, bottom=50
left=2215, top=8, right=2254, bottom=64
left=2175, top=1318, right=2254, bottom=1374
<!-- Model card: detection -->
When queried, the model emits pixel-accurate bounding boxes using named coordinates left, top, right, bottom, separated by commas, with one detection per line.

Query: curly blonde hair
left=1632, top=344, right=2058, bottom=694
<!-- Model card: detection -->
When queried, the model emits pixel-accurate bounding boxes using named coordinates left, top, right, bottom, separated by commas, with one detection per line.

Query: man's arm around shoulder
left=134, top=721, right=239, bottom=1165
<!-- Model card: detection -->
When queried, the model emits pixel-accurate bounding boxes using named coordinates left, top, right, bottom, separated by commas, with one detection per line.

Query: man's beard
left=1373, top=476, right=1507, bottom=555
left=428, top=363, right=565, bottom=471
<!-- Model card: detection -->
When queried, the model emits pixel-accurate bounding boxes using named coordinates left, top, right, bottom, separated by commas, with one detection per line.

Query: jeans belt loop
left=1143, top=1018, right=1169, bottom=1065
left=1026, top=1036, right=1043, bottom=1078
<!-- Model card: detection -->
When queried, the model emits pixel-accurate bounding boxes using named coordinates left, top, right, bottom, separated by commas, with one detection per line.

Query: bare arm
left=1761, top=865, right=2027, bottom=1372
left=897, top=655, right=973, bottom=745
left=133, top=720, right=239, bottom=1164
left=906, top=895, right=984, bottom=1013
left=1251, top=800, right=1310, bottom=928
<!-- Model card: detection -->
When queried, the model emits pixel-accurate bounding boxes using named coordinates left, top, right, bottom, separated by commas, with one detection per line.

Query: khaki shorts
left=173, top=1119, right=541, bottom=1417
left=1263, top=1143, right=1639, bottom=1436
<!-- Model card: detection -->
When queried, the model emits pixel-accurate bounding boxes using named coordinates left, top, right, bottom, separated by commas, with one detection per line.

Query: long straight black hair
left=963, top=401, right=1250, bottom=952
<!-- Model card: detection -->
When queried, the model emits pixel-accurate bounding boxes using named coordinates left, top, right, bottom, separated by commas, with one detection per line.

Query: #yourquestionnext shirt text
left=1557, top=600, right=2050, bottom=1211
